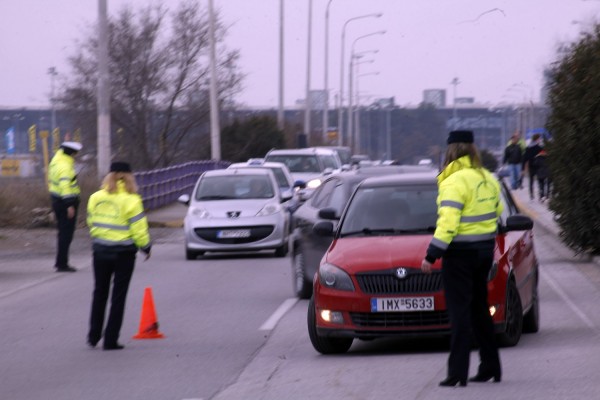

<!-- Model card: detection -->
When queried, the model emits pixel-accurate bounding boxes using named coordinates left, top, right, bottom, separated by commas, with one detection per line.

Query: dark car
left=290, top=165, right=433, bottom=299
left=307, top=172, right=539, bottom=354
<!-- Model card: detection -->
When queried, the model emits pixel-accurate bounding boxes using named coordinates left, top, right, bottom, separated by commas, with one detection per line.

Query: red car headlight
left=319, top=263, right=355, bottom=291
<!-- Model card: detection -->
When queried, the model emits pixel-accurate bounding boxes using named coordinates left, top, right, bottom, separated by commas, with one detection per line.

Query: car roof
left=318, top=166, right=432, bottom=185
left=266, top=147, right=338, bottom=156
left=359, top=171, right=439, bottom=188
left=202, top=168, right=273, bottom=177
left=228, top=161, right=288, bottom=169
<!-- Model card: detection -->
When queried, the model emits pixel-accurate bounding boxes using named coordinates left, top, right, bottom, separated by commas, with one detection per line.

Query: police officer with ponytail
left=421, top=130, right=503, bottom=387
left=86, top=162, right=151, bottom=350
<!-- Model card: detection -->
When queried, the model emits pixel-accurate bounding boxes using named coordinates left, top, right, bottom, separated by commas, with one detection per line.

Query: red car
left=308, top=172, right=539, bottom=354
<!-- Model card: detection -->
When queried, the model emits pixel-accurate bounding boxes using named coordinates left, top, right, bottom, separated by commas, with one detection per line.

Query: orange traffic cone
left=133, top=287, right=165, bottom=339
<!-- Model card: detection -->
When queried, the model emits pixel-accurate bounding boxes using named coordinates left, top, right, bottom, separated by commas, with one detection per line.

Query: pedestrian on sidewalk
left=522, top=133, right=544, bottom=200
left=48, top=141, right=83, bottom=272
left=533, top=149, right=551, bottom=202
left=421, top=130, right=503, bottom=387
left=86, top=161, right=152, bottom=350
left=502, top=132, right=523, bottom=190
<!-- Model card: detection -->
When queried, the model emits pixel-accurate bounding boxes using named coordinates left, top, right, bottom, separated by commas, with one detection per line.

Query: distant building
left=423, top=89, right=446, bottom=108
left=455, top=97, right=475, bottom=104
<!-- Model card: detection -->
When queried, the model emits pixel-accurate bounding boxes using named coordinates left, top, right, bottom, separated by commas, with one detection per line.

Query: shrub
left=546, top=24, right=600, bottom=254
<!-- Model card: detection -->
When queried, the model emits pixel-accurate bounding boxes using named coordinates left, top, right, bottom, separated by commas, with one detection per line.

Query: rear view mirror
left=313, top=221, right=334, bottom=237
left=500, top=214, right=533, bottom=233
left=318, top=207, right=338, bottom=220
left=178, top=194, right=190, bottom=206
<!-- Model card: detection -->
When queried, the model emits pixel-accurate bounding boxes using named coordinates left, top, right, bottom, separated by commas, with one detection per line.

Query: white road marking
left=543, top=272, right=597, bottom=332
left=259, top=298, right=299, bottom=331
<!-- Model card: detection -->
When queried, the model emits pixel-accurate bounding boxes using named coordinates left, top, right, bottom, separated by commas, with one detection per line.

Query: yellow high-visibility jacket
left=425, top=155, right=503, bottom=262
left=48, top=149, right=80, bottom=204
left=87, top=181, right=151, bottom=252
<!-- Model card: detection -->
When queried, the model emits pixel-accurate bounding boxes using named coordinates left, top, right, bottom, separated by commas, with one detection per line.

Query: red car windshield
left=340, top=184, right=438, bottom=236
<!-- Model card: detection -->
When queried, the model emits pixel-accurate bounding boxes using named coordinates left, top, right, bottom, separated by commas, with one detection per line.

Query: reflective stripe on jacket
left=48, top=149, right=80, bottom=202
left=87, top=182, right=151, bottom=251
left=426, top=155, right=503, bottom=260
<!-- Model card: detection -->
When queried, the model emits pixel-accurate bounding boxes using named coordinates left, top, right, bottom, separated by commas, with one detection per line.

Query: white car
left=178, top=168, right=292, bottom=259
left=264, top=147, right=342, bottom=199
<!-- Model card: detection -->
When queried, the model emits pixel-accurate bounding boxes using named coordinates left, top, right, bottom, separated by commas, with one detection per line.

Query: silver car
left=178, top=168, right=292, bottom=259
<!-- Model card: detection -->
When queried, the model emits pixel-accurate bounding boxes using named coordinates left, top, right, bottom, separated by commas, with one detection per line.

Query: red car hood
left=324, top=236, right=434, bottom=273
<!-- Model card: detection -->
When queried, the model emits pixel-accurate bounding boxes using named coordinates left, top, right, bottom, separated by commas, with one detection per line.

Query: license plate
left=371, top=297, right=434, bottom=312
left=217, top=229, right=251, bottom=239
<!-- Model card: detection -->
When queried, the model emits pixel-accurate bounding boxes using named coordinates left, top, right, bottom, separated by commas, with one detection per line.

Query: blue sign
left=5, top=127, right=15, bottom=154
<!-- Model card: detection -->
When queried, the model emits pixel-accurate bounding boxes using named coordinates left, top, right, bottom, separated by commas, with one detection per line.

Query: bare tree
left=59, top=0, right=244, bottom=169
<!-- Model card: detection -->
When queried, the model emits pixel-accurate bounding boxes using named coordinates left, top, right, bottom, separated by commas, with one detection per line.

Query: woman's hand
left=421, top=259, right=433, bottom=274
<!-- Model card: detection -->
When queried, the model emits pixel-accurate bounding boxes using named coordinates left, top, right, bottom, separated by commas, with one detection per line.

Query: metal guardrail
left=135, top=160, right=230, bottom=210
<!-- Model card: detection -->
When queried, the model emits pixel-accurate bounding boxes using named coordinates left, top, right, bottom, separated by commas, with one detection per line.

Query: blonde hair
left=444, top=143, right=483, bottom=169
left=102, top=172, right=139, bottom=194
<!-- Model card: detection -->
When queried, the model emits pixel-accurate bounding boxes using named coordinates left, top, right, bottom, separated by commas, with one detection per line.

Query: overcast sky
left=1, top=0, right=599, bottom=109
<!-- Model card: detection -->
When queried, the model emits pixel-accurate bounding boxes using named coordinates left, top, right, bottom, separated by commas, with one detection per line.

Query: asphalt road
left=2, top=210, right=600, bottom=399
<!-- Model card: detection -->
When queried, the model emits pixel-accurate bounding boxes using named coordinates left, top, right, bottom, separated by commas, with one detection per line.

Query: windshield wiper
left=197, top=195, right=235, bottom=200
left=340, top=226, right=436, bottom=237
left=394, top=227, right=436, bottom=234
left=340, top=228, right=396, bottom=237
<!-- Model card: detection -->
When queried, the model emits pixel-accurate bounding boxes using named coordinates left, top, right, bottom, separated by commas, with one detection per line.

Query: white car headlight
left=306, top=178, right=322, bottom=189
left=190, top=207, right=210, bottom=218
left=319, top=263, right=355, bottom=291
left=257, top=202, right=282, bottom=216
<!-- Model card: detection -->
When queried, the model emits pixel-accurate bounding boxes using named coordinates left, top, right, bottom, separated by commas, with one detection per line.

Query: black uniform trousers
left=51, top=196, right=79, bottom=268
left=441, top=245, right=501, bottom=380
left=88, top=250, right=136, bottom=346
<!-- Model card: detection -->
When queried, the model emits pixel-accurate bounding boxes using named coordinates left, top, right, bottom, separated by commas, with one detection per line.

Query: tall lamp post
left=47, top=67, right=58, bottom=133
left=303, top=0, right=313, bottom=146
left=208, top=0, right=221, bottom=160
left=323, top=0, right=334, bottom=143
left=450, top=77, right=460, bottom=130
left=355, top=71, right=379, bottom=156
left=338, top=12, right=382, bottom=147
left=278, top=0, right=285, bottom=130
left=348, top=30, right=385, bottom=153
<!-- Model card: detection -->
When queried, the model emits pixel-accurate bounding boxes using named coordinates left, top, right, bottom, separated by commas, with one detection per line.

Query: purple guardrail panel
left=134, top=160, right=230, bottom=211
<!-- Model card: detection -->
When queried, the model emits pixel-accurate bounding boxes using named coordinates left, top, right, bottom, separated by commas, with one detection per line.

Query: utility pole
left=451, top=77, right=460, bottom=130
left=208, top=0, right=221, bottom=160
left=48, top=67, right=58, bottom=133
left=303, top=0, right=313, bottom=146
left=97, top=0, right=111, bottom=180
left=277, top=0, right=285, bottom=131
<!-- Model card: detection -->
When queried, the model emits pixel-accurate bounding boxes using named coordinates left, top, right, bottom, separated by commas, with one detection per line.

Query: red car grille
left=350, top=310, right=449, bottom=328
left=356, top=271, right=443, bottom=294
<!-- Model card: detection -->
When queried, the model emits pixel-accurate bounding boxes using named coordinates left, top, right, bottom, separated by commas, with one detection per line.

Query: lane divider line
left=260, top=298, right=299, bottom=331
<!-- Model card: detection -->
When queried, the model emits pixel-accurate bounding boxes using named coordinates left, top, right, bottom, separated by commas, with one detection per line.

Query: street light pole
left=48, top=67, right=58, bottom=133
left=278, top=0, right=285, bottom=131
left=208, top=0, right=221, bottom=160
left=348, top=30, right=385, bottom=153
left=323, top=0, right=333, bottom=143
left=338, top=12, right=382, bottom=147
left=303, top=0, right=313, bottom=146
left=97, top=0, right=111, bottom=180
left=451, top=77, right=460, bottom=130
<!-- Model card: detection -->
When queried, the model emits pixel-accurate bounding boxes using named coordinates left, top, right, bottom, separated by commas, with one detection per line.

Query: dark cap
left=110, top=161, right=132, bottom=173
left=447, top=130, right=474, bottom=144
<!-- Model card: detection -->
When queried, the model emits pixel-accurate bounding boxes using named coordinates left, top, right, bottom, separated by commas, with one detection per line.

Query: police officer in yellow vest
left=421, top=130, right=503, bottom=387
left=86, top=161, right=151, bottom=350
left=48, top=141, right=83, bottom=272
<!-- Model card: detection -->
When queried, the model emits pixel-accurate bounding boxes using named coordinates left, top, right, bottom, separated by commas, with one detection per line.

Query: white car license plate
left=371, top=297, right=434, bottom=312
left=217, top=229, right=251, bottom=239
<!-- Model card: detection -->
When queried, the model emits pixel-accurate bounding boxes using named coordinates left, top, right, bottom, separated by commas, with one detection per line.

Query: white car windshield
left=265, top=155, right=321, bottom=173
left=195, top=175, right=275, bottom=200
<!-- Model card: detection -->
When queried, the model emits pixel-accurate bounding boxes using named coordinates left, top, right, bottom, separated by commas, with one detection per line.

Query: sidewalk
left=146, top=201, right=187, bottom=228
left=508, top=180, right=600, bottom=266
left=509, top=183, right=560, bottom=238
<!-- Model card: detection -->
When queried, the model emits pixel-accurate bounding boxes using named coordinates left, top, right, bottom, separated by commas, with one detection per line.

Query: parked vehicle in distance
left=264, top=147, right=342, bottom=199
left=291, top=165, right=433, bottom=299
left=227, top=160, right=303, bottom=213
left=307, top=172, right=539, bottom=354
left=314, top=146, right=352, bottom=169
left=178, top=168, right=292, bottom=259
